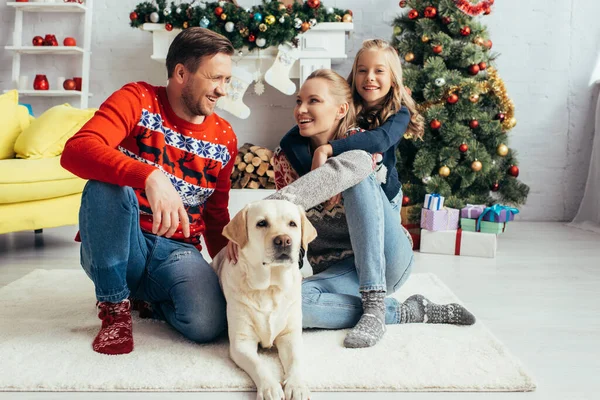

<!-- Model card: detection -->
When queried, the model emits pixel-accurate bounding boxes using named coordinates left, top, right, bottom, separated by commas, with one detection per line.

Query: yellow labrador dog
left=211, top=199, right=317, bottom=400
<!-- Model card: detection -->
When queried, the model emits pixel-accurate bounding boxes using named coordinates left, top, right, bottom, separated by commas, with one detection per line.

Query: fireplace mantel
left=142, top=22, right=353, bottom=86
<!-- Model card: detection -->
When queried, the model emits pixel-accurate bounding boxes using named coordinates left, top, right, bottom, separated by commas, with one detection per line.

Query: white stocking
left=216, top=66, right=253, bottom=119
left=264, top=43, right=300, bottom=95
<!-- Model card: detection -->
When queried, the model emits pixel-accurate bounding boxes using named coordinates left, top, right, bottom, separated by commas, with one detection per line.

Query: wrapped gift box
left=461, top=218, right=507, bottom=234
left=480, top=204, right=520, bottom=223
left=460, top=204, right=487, bottom=219
left=420, top=229, right=497, bottom=258
left=424, top=193, right=444, bottom=210
left=421, top=208, right=460, bottom=231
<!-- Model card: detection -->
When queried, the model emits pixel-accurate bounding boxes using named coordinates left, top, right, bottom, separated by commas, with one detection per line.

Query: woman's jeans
left=302, top=173, right=414, bottom=329
left=78, top=180, right=226, bottom=343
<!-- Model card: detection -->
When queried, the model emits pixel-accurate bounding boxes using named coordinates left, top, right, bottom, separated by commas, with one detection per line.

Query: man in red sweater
left=61, top=28, right=238, bottom=355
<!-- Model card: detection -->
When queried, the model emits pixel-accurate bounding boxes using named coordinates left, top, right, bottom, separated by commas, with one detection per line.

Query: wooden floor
left=0, top=222, right=598, bottom=400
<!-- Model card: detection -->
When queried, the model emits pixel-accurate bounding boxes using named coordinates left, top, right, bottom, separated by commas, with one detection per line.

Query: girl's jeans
left=78, top=180, right=226, bottom=343
left=302, top=173, right=414, bottom=329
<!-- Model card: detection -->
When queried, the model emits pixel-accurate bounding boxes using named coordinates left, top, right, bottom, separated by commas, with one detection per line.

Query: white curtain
left=570, top=54, right=600, bottom=232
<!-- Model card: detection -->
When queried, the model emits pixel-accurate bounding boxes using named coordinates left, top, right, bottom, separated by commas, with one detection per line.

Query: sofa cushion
left=0, top=157, right=85, bottom=204
left=14, top=103, right=96, bottom=159
left=0, top=90, right=33, bottom=160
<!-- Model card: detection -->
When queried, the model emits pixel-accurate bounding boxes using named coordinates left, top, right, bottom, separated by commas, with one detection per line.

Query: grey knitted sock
left=398, top=294, right=476, bottom=325
left=344, top=291, right=386, bottom=349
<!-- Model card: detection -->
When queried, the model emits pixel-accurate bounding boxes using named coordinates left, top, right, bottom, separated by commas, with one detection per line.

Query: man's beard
left=182, top=85, right=214, bottom=117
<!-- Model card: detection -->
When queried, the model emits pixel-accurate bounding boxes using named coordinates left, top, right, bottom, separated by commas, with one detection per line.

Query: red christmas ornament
left=441, top=16, right=451, bottom=24
left=307, top=0, right=321, bottom=9
left=33, top=74, right=49, bottom=90
left=165, top=23, right=173, bottom=32
left=214, top=7, right=224, bottom=17
left=478, top=61, right=487, bottom=70
left=432, top=45, right=443, bottom=54
left=495, top=112, right=506, bottom=122
left=469, top=119, right=480, bottom=129
left=468, top=64, right=480, bottom=75
left=447, top=93, right=459, bottom=104
left=63, top=37, right=76, bottom=46
left=430, top=119, right=441, bottom=130
left=399, top=0, right=407, bottom=7
left=248, top=34, right=256, bottom=42
left=402, top=196, right=410, bottom=206
left=508, top=165, right=519, bottom=177
left=424, top=6, right=437, bottom=18
left=347, top=10, right=353, bottom=16
left=491, top=182, right=500, bottom=192
left=486, top=39, right=493, bottom=49
left=301, top=22, right=310, bottom=32
left=484, top=7, right=491, bottom=15
left=129, top=11, right=138, bottom=21
left=43, top=34, right=58, bottom=46
left=460, top=26, right=471, bottom=36
left=459, top=143, right=469, bottom=153
left=63, top=79, right=76, bottom=91
left=408, top=9, right=419, bottom=19
left=32, top=36, right=44, bottom=46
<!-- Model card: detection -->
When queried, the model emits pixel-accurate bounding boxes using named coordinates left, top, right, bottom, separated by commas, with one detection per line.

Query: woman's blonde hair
left=347, top=39, right=424, bottom=139
left=304, top=69, right=357, bottom=140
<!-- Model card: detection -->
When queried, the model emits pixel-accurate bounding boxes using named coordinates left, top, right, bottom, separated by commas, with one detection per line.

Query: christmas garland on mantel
left=129, top=0, right=353, bottom=51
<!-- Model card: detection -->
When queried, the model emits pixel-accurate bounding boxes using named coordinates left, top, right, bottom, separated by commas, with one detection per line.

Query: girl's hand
left=226, top=241, right=239, bottom=264
left=325, top=193, right=342, bottom=210
left=311, top=144, right=333, bottom=171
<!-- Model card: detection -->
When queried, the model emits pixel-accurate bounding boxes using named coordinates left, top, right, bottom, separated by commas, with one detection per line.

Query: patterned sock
left=398, top=294, right=476, bottom=325
left=92, top=299, right=134, bottom=355
left=129, top=297, right=154, bottom=319
left=344, top=291, right=386, bottom=349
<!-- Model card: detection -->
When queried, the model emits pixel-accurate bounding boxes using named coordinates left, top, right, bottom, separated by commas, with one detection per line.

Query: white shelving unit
left=4, top=0, right=93, bottom=108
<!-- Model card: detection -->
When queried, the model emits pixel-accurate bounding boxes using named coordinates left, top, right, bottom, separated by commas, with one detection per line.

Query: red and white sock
left=92, top=299, right=133, bottom=355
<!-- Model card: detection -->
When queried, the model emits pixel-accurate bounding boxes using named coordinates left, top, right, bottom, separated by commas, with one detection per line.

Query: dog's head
left=223, top=199, right=317, bottom=269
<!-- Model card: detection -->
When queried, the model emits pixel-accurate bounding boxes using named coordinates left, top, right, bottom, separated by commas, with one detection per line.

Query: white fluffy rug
left=0, top=270, right=535, bottom=392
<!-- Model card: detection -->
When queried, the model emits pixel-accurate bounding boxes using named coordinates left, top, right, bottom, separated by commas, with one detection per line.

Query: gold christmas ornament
left=497, top=144, right=509, bottom=156
left=240, top=27, right=249, bottom=37
left=259, top=23, right=267, bottom=32
left=342, top=13, right=353, bottom=22
left=183, top=21, right=189, bottom=29
left=422, top=35, right=430, bottom=43
left=439, top=165, right=451, bottom=177
left=474, top=36, right=485, bottom=46
left=265, top=15, right=275, bottom=25
left=220, top=13, right=227, bottom=20
left=404, top=52, right=415, bottom=62
left=471, top=160, right=483, bottom=172
left=335, top=15, right=342, bottom=22
left=469, top=93, right=480, bottom=103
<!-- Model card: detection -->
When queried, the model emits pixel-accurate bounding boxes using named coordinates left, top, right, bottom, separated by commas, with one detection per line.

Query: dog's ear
left=298, top=206, right=317, bottom=251
left=222, top=206, right=249, bottom=248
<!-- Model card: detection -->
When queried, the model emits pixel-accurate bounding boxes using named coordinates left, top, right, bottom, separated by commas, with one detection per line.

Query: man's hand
left=226, top=241, right=239, bottom=264
left=145, top=169, right=190, bottom=238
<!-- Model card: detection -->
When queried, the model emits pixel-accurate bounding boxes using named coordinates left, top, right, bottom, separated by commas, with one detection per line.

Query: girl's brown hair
left=347, top=39, right=424, bottom=139
left=304, top=69, right=357, bottom=140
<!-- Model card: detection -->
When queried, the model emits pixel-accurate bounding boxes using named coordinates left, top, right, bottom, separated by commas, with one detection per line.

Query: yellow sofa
left=0, top=90, right=95, bottom=235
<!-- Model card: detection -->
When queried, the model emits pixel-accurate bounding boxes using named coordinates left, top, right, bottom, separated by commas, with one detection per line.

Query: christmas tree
left=391, top=0, right=529, bottom=213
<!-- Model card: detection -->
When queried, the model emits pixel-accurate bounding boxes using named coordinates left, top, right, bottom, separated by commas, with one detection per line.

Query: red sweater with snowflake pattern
left=61, top=82, right=238, bottom=257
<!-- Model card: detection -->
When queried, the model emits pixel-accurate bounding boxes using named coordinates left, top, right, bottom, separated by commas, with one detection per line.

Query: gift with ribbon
left=460, top=204, right=487, bottom=219
left=461, top=218, right=507, bottom=234
left=424, top=193, right=444, bottom=210
left=480, top=204, right=519, bottom=223
left=420, top=228, right=497, bottom=258
left=420, top=207, right=460, bottom=231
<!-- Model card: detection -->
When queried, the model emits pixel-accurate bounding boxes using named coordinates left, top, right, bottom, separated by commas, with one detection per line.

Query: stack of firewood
left=231, top=143, right=276, bottom=189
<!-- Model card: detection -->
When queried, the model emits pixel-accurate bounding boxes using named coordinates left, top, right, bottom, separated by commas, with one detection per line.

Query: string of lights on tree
left=129, top=0, right=353, bottom=51
left=393, top=0, right=529, bottom=208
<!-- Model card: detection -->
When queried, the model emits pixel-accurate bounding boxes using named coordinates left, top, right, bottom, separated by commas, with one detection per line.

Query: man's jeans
left=302, top=174, right=414, bottom=329
left=78, top=180, right=226, bottom=343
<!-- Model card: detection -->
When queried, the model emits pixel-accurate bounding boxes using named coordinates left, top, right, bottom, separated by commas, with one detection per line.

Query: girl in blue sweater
left=274, top=40, right=475, bottom=349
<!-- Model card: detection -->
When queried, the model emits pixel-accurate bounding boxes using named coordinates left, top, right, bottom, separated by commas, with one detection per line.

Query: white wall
left=1, top=0, right=599, bottom=221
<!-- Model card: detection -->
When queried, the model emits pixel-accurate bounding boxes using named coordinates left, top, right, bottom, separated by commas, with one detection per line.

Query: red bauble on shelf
left=63, top=37, right=76, bottom=46
left=32, top=36, right=44, bottom=46
left=165, top=23, right=173, bottom=31
left=307, top=0, right=321, bottom=9
left=33, top=74, right=49, bottom=90
left=43, top=34, right=58, bottom=46
left=63, top=79, right=76, bottom=91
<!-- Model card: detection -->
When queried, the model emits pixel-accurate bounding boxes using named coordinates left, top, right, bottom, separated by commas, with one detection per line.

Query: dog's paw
left=256, top=377, right=284, bottom=400
left=283, top=376, right=311, bottom=400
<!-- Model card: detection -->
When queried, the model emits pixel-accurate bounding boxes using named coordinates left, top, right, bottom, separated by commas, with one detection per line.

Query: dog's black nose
left=273, top=235, right=292, bottom=248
